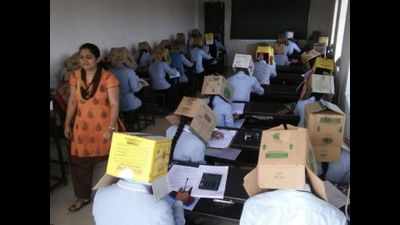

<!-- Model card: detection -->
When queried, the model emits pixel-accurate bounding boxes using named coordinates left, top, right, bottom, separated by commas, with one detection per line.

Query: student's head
left=109, top=47, right=136, bottom=69
left=159, top=40, right=171, bottom=50
left=214, top=33, right=222, bottom=42
left=138, top=41, right=151, bottom=53
left=176, top=33, right=185, bottom=43
left=171, top=40, right=185, bottom=54
left=64, top=52, right=80, bottom=72
left=152, top=48, right=164, bottom=61
left=277, top=33, right=288, bottom=45
left=79, top=43, right=101, bottom=71
left=192, top=36, right=203, bottom=48
left=234, top=67, right=250, bottom=75
left=256, top=53, right=269, bottom=62
left=191, top=29, right=202, bottom=38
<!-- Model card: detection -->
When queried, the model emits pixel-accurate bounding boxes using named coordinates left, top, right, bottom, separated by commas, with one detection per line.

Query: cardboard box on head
left=313, top=57, right=335, bottom=75
left=93, top=133, right=172, bottom=200
left=311, top=74, right=335, bottom=95
left=319, top=36, right=329, bottom=46
left=242, top=125, right=346, bottom=208
left=305, top=101, right=345, bottom=162
left=273, top=43, right=286, bottom=55
left=201, top=75, right=234, bottom=102
left=301, top=49, right=321, bottom=64
left=205, top=33, right=214, bottom=45
left=168, top=97, right=217, bottom=143
left=256, top=46, right=275, bottom=64
left=232, top=53, right=255, bottom=76
left=313, top=43, right=327, bottom=55
left=285, top=31, right=294, bottom=39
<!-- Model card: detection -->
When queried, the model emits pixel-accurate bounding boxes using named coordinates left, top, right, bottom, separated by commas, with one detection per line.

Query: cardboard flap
left=243, top=168, right=264, bottom=197
left=189, top=103, right=217, bottom=142
left=256, top=46, right=274, bottom=55
left=306, top=166, right=328, bottom=201
left=301, top=49, right=321, bottom=63
left=92, top=174, right=119, bottom=190
left=205, top=33, right=214, bottom=45
left=165, top=114, right=181, bottom=125
left=319, top=100, right=344, bottom=115
left=257, top=165, right=306, bottom=189
left=232, top=53, right=253, bottom=69
left=174, top=97, right=203, bottom=118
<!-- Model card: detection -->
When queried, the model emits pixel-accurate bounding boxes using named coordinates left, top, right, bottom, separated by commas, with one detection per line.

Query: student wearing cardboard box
left=165, top=97, right=223, bottom=163
left=190, top=36, right=214, bottom=92
left=92, top=133, right=191, bottom=225
left=109, top=47, right=149, bottom=131
left=228, top=53, right=264, bottom=102
left=64, top=43, right=124, bottom=212
left=136, top=41, right=153, bottom=76
left=170, top=40, right=194, bottom=85
left=201, top=75, right=235, bottom=127
left=253, top=46, right=278, bottom=85
left=239, top=125, right=347, bottom=225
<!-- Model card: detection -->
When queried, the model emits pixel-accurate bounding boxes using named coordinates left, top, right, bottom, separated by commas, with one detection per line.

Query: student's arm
left=251, top=77, right=265, bottom=95
left=270, top=64, right=278, bottom=77
left=293, top=42, right=301, bottom=53
left=224, top=112, right=235, bottom=127
left=163, top=62, right=179, bottom=76
left=180, top=54, right=193, bottom=67
left=201, top=50, right=213, bottom=60
left=128, top=70, right=142, bottom=93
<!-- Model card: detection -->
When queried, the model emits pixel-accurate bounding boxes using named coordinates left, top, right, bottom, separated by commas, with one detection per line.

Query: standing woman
left=64, top=43, right=120, bottom=212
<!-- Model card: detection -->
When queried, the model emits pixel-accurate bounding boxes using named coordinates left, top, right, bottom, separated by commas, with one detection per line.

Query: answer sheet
left=207, top=129, right=237, bottom=149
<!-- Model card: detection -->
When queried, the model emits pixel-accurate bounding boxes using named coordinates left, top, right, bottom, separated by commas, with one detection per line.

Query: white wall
left=198, top=0, right=336, bottom=67
left=50, top=0, right=197, bottom=88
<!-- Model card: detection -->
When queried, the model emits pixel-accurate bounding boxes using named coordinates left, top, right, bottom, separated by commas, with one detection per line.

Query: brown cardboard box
left=242, top=125, right=346, bottom=208
left=311, top=74, right=335, bottom=95
left=169, top=97, right=217, bottom=143
left=305, top=101, right=345, bottom=162
left=201, top=75, right=233, bottom=101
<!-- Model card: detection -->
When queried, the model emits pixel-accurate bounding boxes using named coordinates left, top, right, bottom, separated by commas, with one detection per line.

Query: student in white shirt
left=253, top=51, right=277, bottom=85
left=228, top=54, right=264, bottom=102
left=190, top=37, right=213, bottom=93
left=240, top=190, right=347, bottom=225
left=149, top=48, right=180, bottom=111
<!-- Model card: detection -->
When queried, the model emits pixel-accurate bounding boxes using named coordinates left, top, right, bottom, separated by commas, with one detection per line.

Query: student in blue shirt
left=253, top=50, right=277, bottom=85
left=190, top=36, right=213, bottom=93
left=149, top=47, right=180, bottom=111
left=109, top=47, right=146, bottom=131
left=137, top=41, right=153, bottom=76
left=207, top=95, right=234, bottom=128
left=170, top=41, right=194, bottom=99
left=228, top=54, right=264, bottom=102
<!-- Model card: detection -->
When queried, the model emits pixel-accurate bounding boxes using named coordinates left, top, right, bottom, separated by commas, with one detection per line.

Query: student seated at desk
left=274, top=33, right=291, bottom=66
left=240, top=190, right=347, bottom=225
left=137, top=41, right=153, bottom=75
left=170, top=40, right=194, bottom=84
left=109, top=47, right=146, bottom=131
left=253, top=49, right=277, bottom=85
left=149, top=47, right=180, bottom=111
left=159, top=39, right=172, bottom=65
left=190, top=36, right=213, bottom=92
left=228, top=54, right=264, bottom=102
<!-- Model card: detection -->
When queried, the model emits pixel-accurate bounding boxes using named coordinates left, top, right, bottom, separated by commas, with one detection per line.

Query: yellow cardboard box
left=313, top=57, right=335, bottom=74
left=256, top=46, right=275, bottom=64
left=205, top=33, right=214, bottom=45
left=106, top=133, right=171, bottom=183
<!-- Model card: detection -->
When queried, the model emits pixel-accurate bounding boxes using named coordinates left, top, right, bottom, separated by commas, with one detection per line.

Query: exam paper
left=324, top=181, right=347, bottom=209
left=232, top=103, right=245, bottom=115
left=207, top=129, right=237, bottom=149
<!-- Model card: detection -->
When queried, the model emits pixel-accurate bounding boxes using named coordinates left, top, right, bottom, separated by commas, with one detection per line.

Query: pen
left=183, top=177, right=189, bottom=192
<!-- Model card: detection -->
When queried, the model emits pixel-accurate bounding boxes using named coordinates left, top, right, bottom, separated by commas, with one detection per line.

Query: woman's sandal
left=68, top=199, right=91, bottom=212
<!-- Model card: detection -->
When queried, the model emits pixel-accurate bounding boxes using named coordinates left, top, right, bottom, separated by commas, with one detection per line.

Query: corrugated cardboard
left=106, top=133, right=172, bottom=183
left=318, top=36, right=329, bottom=46
left=242, top=125, right=348, bottom=209
left=232, top=53, right=253, bottom=71
left=305, top=101, right=345, bottom=162
left=205, top=33, right=214, bottom=45
left=171, top=97, right=217, bottom=143
left=313, top=43, right=327, bottom=55
left=301, top=49, right=321, bottom=63
left=256, top=125, right=311, bottom=189
left=311, top=74, right=335, bottom=94
left=313, top=57, right=335, bottom=74
left=201, top=75, right=233, bottom=101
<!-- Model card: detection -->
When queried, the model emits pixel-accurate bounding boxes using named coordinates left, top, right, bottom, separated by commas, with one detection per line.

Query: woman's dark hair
left=79, top=43, right=101, bottom=59
left=169, top=116, right=191, bottom=162
left=235, top=67, right=250, bottom=75
left=311, top=92, right=324, bottom=101
left=208, top=95, right=216, bottom=109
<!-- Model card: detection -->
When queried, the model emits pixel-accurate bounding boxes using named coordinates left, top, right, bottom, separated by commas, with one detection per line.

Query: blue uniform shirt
left=228, top=71, right=264, bottom=102
left=111, top=66, right=143, bottom=111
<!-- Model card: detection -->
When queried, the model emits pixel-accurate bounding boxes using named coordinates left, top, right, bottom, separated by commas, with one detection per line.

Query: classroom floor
left=50, top=116, right=237, bottom=225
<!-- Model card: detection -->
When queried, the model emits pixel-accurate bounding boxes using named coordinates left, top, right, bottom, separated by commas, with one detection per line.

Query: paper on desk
left=324, top=181, right=347, bottom=209
left=234, top=118, right=245, bottom=128
left=207, top=129, right=237, bottom=149
left=206, top=148, right=241, bottom=161
left=182, top=197, right=200, bottom=211
left=232, top=103, right=245, bottom=115
left=167, top=165, right=202, bottom=192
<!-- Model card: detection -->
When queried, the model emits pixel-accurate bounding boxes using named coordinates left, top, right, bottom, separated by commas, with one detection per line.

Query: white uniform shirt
left=166, top=125, right=206, bottom=163
left=228, top=71, right=264, bottom=102
left=253, top=60, right=277, bottom=85
left=93, top=180, right=184, bottom=225
left=149, top=61, right=178, bottom=90
left=285, top=40, right=301, bottom=56
left=294, top=96, right=316, bottom=127
left=240, top=190, right=347, bottom=225
left=211, top=96, right=234, bottom=127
